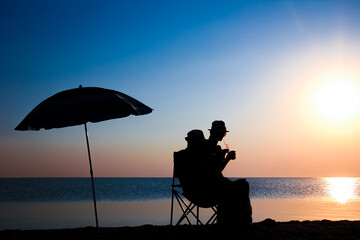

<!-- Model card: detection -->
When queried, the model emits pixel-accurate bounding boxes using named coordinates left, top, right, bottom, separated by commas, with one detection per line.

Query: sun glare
left=312, top=77, right=360, bottom=124
left=325, top=177, right=357, bottom=204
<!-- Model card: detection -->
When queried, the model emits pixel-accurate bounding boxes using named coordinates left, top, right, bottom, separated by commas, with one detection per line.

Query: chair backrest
left=173, top=150, right=217, bottom=208
left=173, top=150, right=186, bottom=179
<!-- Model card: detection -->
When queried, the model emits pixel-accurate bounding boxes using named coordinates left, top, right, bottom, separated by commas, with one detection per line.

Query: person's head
left=185, top=129, right=205, bottom=149
left=208, top=120, right=229, bottom=141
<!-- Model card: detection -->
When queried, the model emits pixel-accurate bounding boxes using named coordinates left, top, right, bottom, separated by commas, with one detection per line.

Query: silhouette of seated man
left=205, top=120, right=252, bottom=225
left=175, top=121, right=252, bottom=226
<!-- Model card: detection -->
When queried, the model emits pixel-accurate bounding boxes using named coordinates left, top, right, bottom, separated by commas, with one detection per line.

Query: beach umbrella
left=15, top=85, right=153, bottom=227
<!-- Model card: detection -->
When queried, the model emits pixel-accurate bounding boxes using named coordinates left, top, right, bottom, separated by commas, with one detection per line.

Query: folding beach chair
left=170, top=151, right=218, bottom=226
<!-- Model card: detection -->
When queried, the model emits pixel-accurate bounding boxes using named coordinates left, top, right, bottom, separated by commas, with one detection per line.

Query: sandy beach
left=1, top=220, right=360, bottom=240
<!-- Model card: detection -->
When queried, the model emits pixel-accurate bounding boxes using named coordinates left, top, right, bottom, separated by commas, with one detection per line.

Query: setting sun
left=312, top=77, right=360, bottom=124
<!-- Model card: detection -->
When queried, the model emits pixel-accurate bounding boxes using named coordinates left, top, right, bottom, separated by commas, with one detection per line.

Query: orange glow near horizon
left=2, top=41, right=360, bottom=178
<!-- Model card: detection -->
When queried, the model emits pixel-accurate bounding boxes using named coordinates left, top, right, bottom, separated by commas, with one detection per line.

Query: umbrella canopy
left=15, top=86, right=152, bottom=227
left=15, top=86, right=152, bottom=130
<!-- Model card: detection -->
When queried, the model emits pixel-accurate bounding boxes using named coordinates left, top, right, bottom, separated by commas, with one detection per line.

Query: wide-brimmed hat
left=208, top=120, right=229, bottom=132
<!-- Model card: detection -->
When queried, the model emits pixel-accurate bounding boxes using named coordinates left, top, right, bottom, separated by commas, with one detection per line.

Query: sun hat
left=208, top=120, right=229, bottom=132
left=185, top=129, right=205, bottom=141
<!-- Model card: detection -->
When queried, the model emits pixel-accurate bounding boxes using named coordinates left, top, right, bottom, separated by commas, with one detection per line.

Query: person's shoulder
left=203, top=139, right=212, bottom=148
left=174, top=149, right=188, bottom=158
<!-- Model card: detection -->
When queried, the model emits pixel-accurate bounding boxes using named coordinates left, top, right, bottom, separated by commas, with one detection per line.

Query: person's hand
left=221, top=149, right=229, bottom=157
left=226, top=150, right=236, bottom=160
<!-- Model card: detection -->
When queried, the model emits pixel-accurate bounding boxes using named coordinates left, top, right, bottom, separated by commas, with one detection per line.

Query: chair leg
left=179, top=199, right=205, bottom=225
left=170, top=189, right=175, bottom=225
left=171, top=190, right=217, bottom=226
left=196, top=206, right=200, bottom=225
left=177, top=202, right=195, bottom=225
left=206, top=206, right=218, bottom=225
left=175, top=193, right=193, bottom=225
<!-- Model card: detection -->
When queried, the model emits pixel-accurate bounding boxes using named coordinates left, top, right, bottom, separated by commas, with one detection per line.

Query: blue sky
left=1, top=0, right=360, bottom=177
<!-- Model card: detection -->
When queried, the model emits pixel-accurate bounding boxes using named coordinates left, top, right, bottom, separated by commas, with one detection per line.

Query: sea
left=0, top=177, right=359, bottom=230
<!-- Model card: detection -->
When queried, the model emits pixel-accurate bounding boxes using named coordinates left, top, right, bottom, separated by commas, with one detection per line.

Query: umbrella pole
left=84, top=123, right=99, bottom=228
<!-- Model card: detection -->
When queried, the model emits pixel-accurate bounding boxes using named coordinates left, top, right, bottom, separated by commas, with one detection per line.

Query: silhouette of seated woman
left=175, top=121, right=252, bottom=226
left=174, top=129, right=218, bottom=207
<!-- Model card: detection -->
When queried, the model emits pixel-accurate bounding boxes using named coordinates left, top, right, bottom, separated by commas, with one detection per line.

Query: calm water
left=0, top=178, right=359, bottom=229
left=3, top=177, right=358, bottom=201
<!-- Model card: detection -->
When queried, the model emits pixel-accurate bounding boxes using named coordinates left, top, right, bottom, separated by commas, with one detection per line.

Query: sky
left=1, top=0, right=360, bottom=177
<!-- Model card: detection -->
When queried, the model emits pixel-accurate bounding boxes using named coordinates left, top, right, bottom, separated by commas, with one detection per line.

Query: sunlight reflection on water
left=1, top=178, right=360, bottom=230
left=325, top=177, right=357, bottom=204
